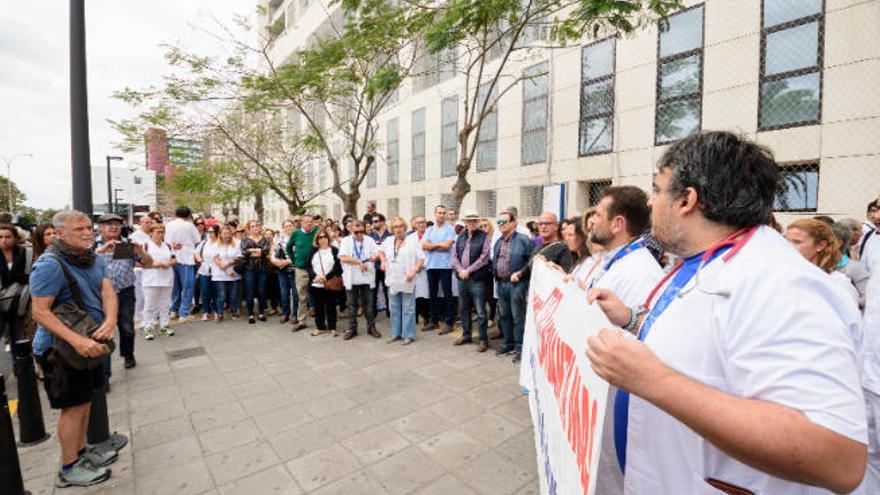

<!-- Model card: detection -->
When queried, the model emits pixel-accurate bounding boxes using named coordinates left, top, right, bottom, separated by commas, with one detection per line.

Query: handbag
left=318, top=250, right=344, bottom=292
left=0, top=282, right=23, bottom=313
left=48, top=256, right=114, bottom=370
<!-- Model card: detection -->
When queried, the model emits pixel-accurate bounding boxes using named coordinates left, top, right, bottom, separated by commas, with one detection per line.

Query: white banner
left=520, top=259, right=611, bottom=495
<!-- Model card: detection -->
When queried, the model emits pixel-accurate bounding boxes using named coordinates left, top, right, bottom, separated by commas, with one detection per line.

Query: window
left=476, top=83, right=498, bottom=172
left=588, top=179, right=611, bottom=207
left=759, top=0, right=823, bottom=130
left=387, top=198, right=399, bottom=218
left=386, top=118, right=399, bottom=185
left=477, top=190, right=497, bottom=218
left=655, top=5, right=704, bottom=145
left=133, top=176, right=143, bottom=185
left=441, top=97, right=459, bottom=177
left=579, top=39, right=615, bottom=155
left=413, top=47, right=456, bottom=92
left=411, top=108, right=426, bottom=182
left=412, top=196, right=425, bottom=218
left=522, top=61, right=549, bottom=165
left=521, top=185, right=544, bottom=218
left=775, top=163, right=819, bottom=212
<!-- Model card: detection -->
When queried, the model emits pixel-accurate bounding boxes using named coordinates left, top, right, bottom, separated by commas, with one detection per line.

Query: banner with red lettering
left=520, top=259, right=610, bottom=495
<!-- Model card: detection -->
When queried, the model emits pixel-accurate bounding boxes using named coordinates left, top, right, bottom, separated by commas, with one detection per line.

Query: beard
left=651, top=214, right=686, bottom=256
left=589, top=227, right=612, bottom=247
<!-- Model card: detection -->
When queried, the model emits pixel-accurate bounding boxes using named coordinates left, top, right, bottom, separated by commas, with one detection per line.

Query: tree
left=0, top=176, right=27, bottom=213
left=111, top=17, right=322, bottom=219
left=242, top=0, right=427, bottom=217
left=407, top=0, right=682, bottom=211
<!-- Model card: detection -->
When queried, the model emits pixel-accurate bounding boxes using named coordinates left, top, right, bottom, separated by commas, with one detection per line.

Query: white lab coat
left=625, top=227, right=866, bottom=495
left=409, top=232, right=430, bottom=299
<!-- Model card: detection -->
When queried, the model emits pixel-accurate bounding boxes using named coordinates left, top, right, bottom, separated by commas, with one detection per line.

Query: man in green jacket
left=285, top=213, right=318, bottom=330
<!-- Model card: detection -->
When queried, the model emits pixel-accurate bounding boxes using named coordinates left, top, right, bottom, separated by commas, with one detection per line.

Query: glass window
left=477, top=190, right=497, bottom=218
left=759, top=0, right=823, bottom=130
left=522, top=61, right=549, bottom=166
left=386, top=118, right=399, bottom=185
left=655, top=6, right=703, bottom=145
left=412, top=196, right=425, bottom=217
left=476, top=83, right=498, bottom=172
left=411, top=108, right=426, bottom=182
left=521, top=185, right=544, bottom=217
left=579, top=39, right=615, bottom=155
left=774, top=164, right=819, bottom=211
left=588, top=180, right=611, bottom=207
left=441, top=96, right=458, bottom=177
left=764, top=0, right=822, bottom=28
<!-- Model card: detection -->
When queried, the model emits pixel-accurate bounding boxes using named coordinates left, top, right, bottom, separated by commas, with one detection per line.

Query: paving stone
left=428, top=394, right=486, bottom=424
left=413, top=473, right=480, bottom=495
left=285, top=443, right=362, bottom=492
left=130, top=397, right=187, bottom=429
left=418, top=429, right=491, bottom=471
left=184, top=386, right=236, bottom=413
left=496, top=429, right=539, bottom=474
left=341, top=425, right=411, bottom=464
left=134, top=435, right=204, bottom=473
left=456, top=411, right=526, bottom=448
left=218, top=465, right=302, bottom=495
left=391, top=409, right=454, bottom=443
left=457, top=451, right=536, bottom=495
left=241, top=388, right=298, bottom=417
left=199, top=418, right=262, bottom=455
left=494, top=395, right=533, bottom=427
left=253, top=403, right=313, bottom=436
left=138, top=458, right=215, bottom=495
left=132, top=414, right=196, bottom=450
left=366, top=446, right=447, bottom=495
left=305, top=391, right=358, bottom=418
left=269, top=419, right=340, bottom=462
left=205, top=440, right=282, bottom=486
left=309, top=469, right=392, bottom=495
left=190, top=401, right=249, bottom=432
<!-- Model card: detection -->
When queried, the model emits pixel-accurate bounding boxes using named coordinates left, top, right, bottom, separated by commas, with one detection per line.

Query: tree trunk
left=452, top=126, right=474, bottom=213
left=286, top=200, right=302, bottom=217
left=343, top=193, right=359, bottom=220
left=232, top=201, right=240, bottom=218
left=253, top=190, right=264, bottom=223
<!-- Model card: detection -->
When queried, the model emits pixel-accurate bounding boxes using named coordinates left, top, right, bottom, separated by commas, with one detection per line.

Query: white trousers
left=142, top=286, right=172, bottom=330
left=856, top=389, right=880, bottom=494
left=134, top=270, right=144, bottom=321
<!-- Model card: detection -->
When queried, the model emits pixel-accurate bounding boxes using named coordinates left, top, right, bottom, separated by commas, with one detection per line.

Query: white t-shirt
left=210, top=243, right=241, bottom=282
left=409, top=232, right=430, bottom=298
left=142, top=241, right=174, bottom=287
left=310, top=248, right=335, bottom=288
left=860, top=270, right=880, bottom=394
left=381, top=235, right=425, bottom=294
left=585, top=243, right=664, bottom=307
left=625, top=227, right=866, bottom=495
left=164, top=218, right=201, bottom=265
left=862, top=231, right=880, bottom=275
left=131, top=229, right=151, bottom=273
left=830, top=270, right=860, bottom=311
left=338, top=235, right=378, bottom=289
left=196, top=240, right=215, bottom=276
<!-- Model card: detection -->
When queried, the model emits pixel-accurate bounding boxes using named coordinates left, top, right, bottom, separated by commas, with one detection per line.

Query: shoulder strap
left=860, top=230, right=875, bottom=258
left=48, top=254, right=87, bottom=310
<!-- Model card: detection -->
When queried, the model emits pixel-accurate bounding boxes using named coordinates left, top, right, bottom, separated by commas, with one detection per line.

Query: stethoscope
left=642, top=226, right=757, bottom=308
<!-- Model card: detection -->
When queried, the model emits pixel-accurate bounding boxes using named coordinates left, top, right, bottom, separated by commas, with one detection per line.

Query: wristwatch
left=621, top=305, right=647, bottom=333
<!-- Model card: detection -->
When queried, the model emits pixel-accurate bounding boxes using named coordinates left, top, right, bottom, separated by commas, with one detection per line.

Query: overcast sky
left=0, top=0, right=247, bottom=209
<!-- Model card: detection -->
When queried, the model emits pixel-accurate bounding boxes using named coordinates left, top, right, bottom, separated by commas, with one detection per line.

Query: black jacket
left=305, top=246, right=343, bottom=282
left=517, top=240, right=572, bottom=281
left=0, top=244, right=28, bottom=289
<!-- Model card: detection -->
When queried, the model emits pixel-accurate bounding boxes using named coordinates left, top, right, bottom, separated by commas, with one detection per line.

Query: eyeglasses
left=537, top=222, right=557, bottom=227
left=496, top=220, right=509, bottom=226
left=352, top=230, right=364, bottom=234
left=316, top=235, right=328, bottom=240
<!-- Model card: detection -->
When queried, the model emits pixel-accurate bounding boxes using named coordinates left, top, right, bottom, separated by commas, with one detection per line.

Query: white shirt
left=310, top=248, right=335, bottom=288
left=830, top=270, right=860, bottom=310
left=410, top=232, right=430, bottom=298
left=164, top=218, right=201, bottom=265
left=338, top=235, right=378, bottom=289
left=131, top=229, right=151, bottom=273
left=860, top=270, right=880, bottom=394
left=381, top=235, right=425, bottom=294
left=862, top=231, right=880, bottom=275
left=585, top=243, right=664, bottom=307
left=210, top=243, right=241, bottom=282
left=196, top=240, right=215, bottom=276
left=626, top=227, right=866, bottom=495
left=142, top=241, right=174, bottom=287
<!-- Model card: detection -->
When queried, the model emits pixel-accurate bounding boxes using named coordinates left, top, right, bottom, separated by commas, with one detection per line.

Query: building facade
left=247, top=0, right=880, bottom=227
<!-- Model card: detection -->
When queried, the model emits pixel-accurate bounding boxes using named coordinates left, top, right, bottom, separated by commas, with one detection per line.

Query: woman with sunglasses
left=240, top=220, right=271, bottom=324
left=211, top=225, right=242, bottom=321
left=194, top=224, right=219, bottom=321
left=306, top=231, right=342, bottom=336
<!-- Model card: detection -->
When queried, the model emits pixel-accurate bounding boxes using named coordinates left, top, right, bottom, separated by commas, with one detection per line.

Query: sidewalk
left=12, top=314, right=538, bottom=494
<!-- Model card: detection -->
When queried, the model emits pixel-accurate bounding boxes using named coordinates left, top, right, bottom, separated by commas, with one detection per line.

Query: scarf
left=48, top=239, right=96, bottom=268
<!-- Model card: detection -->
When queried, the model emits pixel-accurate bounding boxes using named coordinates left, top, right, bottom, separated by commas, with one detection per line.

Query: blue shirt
left=424, top=223, right=456, bottom=270
left=29, top=254, right=108, bottom=356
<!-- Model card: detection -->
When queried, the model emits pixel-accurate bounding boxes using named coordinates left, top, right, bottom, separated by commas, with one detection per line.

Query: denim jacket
left=492, top=232, right=533, bottom=279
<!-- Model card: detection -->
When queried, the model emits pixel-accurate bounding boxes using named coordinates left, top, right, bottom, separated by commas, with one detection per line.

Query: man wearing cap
left=95, top=214, right=152, bottom=370
left=451, top=212, right=493, bottom=352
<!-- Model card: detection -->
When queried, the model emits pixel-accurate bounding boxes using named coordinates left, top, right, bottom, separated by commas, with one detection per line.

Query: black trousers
left=346, top=285, right=375, bottom=333
left=310, top=286, right=338, bottom=330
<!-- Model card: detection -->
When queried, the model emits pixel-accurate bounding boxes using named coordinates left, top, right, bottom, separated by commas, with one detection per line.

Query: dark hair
left=32, top=223, right=54, bottom=258
left=501, top=209, right=518, bottom=222
left=867, top=200, right=879, bottom=212
left=601, top=186, right=651, bottom=237
left=175, top=206, right=192, bottom=219
left=657, top=131, right=778, bottom=228
left=813, top=215, right=834, bottom=226
left=0, top=223, right=20, bottom=241
left=372, top=213, right=386, bottom=222
left=565, top=216, right=589, bottom=265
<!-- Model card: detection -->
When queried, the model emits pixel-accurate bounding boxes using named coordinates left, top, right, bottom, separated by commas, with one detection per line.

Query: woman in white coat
left=142, top=224, right=176, bottom=340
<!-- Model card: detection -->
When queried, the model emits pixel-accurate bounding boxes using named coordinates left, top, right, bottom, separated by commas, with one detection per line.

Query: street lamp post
left=106, top=156, right=122, bottom=213
left=113, top=188, right=124, bottom=215
left=1, top=153, right=33, bottom=215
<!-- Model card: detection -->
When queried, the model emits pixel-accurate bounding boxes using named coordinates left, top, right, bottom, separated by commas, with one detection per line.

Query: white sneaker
left=169, top=312, right=179, bottom=320
left=178, top=315, right=192, bottom=324
left=144, top=328, right=156, bottom=341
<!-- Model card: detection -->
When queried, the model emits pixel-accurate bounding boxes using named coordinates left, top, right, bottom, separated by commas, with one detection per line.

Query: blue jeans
left=117, top=286, right=136, bottom=359
left=427, top=268, right=455, bottom=326
left=497, top=280, right=528, bottom=353
left=198, top=275, right=214, bottom=315
left=388, top=291, right=416, bottom=339
left=459, top=278, right=488, bottom=343
left=213, top=280, right=239, bottom=316
left=242, top=268, right=268, bottom=316
left=278, top=271, right=299, bottom=319
left=171, top=263, right=196, bottom=317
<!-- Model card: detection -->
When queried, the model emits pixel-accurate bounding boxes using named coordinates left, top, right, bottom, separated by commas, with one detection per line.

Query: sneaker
left=512, top=353, right=522, bottom=364
left=144, top=329, right=156, bottom=341
left=248, top=316, right=256, bottom=325
left=439, top=324, right=454, bottom=335
left=387, top=336, right=402, bottom=344
left=202, top=313, right=210, bottom=321
left=82, top=446, right=118, bottom=468
left=124, top=356, right=137, bottom=369
left=178, top=315, right=192, bottom=324
left=161, top=326, right=174, bottom=337
left=55, top=458, right=111, bottom=488
left=402, top=338, right=414, bottom=345
left=421, top=322, right=439, bottom=332
left=257, top=314, right=267, bottom=322
left=495, top=345, right=515, bottom=356
left=170, top=311, right=179, bottom=320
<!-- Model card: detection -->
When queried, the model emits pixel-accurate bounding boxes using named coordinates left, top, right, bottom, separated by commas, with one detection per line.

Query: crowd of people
left=1, top=131, right=879, bottom=492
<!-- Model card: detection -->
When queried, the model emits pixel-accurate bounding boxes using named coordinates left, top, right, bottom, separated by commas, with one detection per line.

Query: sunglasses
left=496, top=220, right=509, bottom=225
left=352, top=230, right=365, bottom=234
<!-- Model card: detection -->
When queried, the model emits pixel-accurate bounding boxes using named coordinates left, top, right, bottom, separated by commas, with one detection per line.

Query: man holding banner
left=587, top=132, right=867, bottom=494
left=581, top=185, right=664, bottom=495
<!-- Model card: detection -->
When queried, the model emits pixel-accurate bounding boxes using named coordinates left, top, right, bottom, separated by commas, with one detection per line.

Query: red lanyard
left=642, top=226, right=758, bottom=309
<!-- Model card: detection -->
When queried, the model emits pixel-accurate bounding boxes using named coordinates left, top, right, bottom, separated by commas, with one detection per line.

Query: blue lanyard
left=353, top=239, right=364, bottom=260
left=612, top=246, right=731, bottom=472
left=588, top=238, right=644, bottom=289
